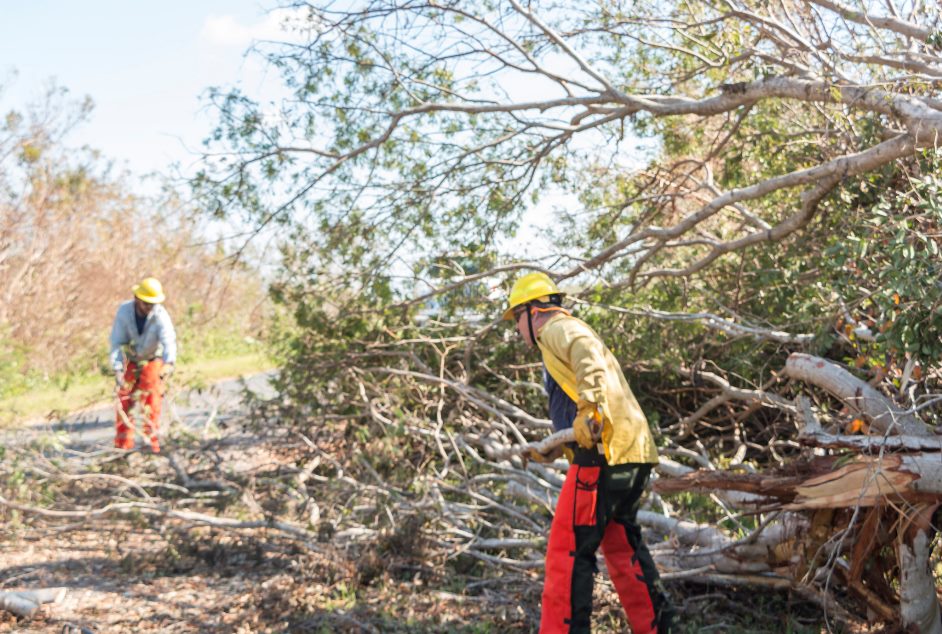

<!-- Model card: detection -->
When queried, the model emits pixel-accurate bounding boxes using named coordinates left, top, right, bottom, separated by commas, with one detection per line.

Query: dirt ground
left=0, top=518, right=549, bottom=633
left=0, top=516, right=839, bottom=634
left=1, top=525, right=256, bottom=633
left=0, top=433, right=549, bottom=634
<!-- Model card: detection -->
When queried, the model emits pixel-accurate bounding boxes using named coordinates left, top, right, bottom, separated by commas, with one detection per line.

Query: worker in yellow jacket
left=504, top=272, right=674, bottom=634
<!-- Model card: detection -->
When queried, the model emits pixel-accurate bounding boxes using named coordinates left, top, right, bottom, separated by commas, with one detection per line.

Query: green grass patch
left=0, top=351, right=274, bottom=428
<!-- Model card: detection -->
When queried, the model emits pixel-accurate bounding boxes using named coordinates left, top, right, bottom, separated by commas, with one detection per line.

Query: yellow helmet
left=132, top=277, right=166, bottom=304
left=502, top=272, right=563, bottom=320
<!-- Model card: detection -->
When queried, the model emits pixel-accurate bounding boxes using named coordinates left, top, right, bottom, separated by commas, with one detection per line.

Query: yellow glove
left=572, top=400, right=603, bottom=449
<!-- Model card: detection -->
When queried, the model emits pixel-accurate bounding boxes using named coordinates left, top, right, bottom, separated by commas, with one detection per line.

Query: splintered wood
left=788, top=455, right=917, bottom=510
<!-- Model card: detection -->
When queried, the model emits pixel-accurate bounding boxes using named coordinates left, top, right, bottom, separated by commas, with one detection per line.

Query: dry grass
left=0, top=87, right=269, bottom=404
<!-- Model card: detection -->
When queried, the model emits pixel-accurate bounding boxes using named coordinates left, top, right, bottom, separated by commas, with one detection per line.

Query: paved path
left=3, top=372, right=276, bottom=450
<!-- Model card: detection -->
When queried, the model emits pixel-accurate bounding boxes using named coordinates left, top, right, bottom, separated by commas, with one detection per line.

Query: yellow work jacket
left=536, top=312, right=659, bottom=465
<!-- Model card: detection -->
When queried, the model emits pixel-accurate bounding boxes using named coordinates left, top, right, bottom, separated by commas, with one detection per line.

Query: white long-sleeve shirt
left=108, top=300, right=177, bottom=372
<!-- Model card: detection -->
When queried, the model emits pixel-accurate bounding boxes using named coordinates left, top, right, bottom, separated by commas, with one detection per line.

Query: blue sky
left=0, top=2, right=642, bottom=268
left=1, top=1, right=290, bottom=179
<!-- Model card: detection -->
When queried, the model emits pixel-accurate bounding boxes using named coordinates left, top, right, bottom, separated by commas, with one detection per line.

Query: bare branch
left=807, top=0, right=933, bottom=41
left=784, top=353, right=933, bottom=437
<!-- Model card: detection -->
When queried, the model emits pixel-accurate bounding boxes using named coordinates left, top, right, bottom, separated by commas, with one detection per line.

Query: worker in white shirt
left=108, top=277, right=177, bottom=453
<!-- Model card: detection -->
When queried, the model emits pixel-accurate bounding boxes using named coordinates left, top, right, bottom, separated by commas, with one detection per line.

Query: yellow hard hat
left=132, top=277, right=166, bottom=304
left=502, top=272, right=563, bottom=320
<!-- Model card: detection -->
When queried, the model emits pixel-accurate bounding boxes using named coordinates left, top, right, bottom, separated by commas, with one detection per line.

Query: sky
left=1, top=1, right=290, bottom=180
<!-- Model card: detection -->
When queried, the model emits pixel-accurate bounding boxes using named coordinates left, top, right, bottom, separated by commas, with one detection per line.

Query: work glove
left=160, top=363, right=174, bottom=380
left=526, top=445, right=563, bottom=463
left=572, top=400, right=603, bottom=450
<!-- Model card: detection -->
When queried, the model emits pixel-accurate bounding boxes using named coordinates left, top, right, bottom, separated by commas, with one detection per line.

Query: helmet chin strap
left=525, top=302, right=570, bottom=346
left=526, top=303, right=537, bottom=346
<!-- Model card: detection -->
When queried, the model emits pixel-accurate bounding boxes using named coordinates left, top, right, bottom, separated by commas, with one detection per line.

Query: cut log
left=784, top=353, right=931, bottom=437
left=0, top=588, right=67, bottom=618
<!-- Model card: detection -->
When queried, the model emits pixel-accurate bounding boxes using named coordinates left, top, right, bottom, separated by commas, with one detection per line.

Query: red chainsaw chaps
left=115, top=359, right=162, bottom=452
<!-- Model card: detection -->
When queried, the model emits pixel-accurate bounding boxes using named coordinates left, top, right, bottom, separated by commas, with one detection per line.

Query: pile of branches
left=264, top=336, right=942, bottom=630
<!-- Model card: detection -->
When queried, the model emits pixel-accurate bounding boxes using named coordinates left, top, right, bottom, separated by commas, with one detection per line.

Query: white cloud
left=200, top=8, right=316, bottom=48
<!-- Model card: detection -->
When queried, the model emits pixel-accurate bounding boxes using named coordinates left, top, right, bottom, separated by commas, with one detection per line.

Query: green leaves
left=831, top=163, right=942, bottom=362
